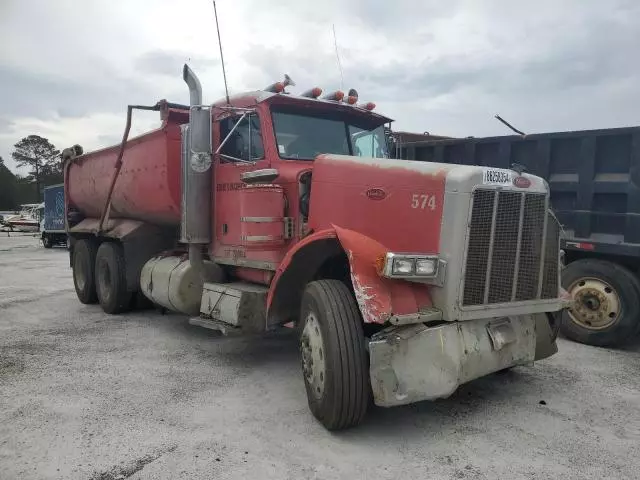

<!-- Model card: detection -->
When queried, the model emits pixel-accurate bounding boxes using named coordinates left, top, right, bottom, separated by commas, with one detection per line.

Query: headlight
left=380, top=253, right=444, bottom=284
left=415, top=258, right=437, bottom=276
left=392, top=258, right=415, bottom=275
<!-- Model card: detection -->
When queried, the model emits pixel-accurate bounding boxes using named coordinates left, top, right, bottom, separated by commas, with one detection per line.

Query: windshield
left=272, top=108, right=388, bottom=160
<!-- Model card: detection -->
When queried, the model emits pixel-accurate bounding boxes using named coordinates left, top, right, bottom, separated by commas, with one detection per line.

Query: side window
left=219, top=113, right=265, bottom=162
left=350, top=126, right=389, bottom=158
left=354, top=133, right=378, bottom=157
left=354, top=131, right=385, bottom=158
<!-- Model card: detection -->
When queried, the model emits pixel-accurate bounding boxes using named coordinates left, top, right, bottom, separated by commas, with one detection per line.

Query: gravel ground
left=1, top=233, right=639, bottom=480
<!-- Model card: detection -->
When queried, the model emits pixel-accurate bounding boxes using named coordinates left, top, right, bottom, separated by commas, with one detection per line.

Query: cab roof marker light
left=346, top=88, right=358, bottom=105
left=300, top=87, right=323, bottom=98
left=264, top=82, right=285, bottom=93
left=322, top=90, right=344, bottom=101
left=263, top=74, right=295, bottom=94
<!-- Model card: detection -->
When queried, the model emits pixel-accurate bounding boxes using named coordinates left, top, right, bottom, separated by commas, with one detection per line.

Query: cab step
left=188, top=317, right=242, bottom=335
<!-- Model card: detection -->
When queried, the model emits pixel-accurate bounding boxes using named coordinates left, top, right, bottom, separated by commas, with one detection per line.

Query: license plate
left=482, top=168, right=512, bottom=186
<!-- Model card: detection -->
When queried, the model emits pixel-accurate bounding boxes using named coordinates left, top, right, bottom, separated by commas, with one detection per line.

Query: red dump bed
left=67, top=124, right=183, bottom=226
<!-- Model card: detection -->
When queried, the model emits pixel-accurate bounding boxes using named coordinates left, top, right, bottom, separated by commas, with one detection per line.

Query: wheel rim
left=300, top=312, right=326, bottom=400
left=98, top=259, right=111, bottom=302
left=74, top=253, right=86, bottom=290
left=567, top=277, right=621, bottom=330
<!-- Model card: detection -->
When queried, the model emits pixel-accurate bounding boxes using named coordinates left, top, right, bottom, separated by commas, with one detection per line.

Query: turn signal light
left=375, top=254, right=386, bottom=275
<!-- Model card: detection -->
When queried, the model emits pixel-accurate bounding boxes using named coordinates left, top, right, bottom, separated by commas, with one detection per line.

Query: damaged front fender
left=334, top=225, right=393, bottom=324
left=266, top=225, right=435, bottom=326
left=334, top=225, right=434, bottom=325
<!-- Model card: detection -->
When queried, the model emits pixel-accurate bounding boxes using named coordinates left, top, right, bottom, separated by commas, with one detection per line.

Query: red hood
left=307, top=155, right=450, bottom=254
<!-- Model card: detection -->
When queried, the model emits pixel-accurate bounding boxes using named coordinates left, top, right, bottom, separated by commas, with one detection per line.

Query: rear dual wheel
left=95, top=242, right=132, bottom=314
left=299, top=280, right=369, bottom=430
left=72, top=239, right=132, bottom=314
left=72, top=239, right=98, bottom=304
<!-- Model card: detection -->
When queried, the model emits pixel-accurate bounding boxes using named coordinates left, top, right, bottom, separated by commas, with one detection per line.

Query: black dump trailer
left=393, top=126, right=640, bottom=347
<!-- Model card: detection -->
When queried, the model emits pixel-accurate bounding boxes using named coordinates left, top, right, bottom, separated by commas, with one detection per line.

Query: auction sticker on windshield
left=482, top=168, right=512, bottom=185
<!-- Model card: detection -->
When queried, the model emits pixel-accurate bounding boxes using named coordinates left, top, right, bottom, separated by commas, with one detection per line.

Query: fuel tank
left=67, top=125, right=183, bottom=226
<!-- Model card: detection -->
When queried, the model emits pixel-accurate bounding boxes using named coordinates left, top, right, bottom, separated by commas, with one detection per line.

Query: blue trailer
left=42, top=184, right=67, bottom=248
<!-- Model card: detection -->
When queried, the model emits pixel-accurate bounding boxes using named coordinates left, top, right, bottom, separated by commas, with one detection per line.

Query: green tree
left=15, top=175, right=37, bottom=206
left=11, top=135, right=60, bottom=202
left=0, top=156, right=19, bottom=210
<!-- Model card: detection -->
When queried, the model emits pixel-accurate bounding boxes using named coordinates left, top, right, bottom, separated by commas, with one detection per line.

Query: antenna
left=495, top=114, right=526, bottom=136
left=212, top=0, right=230, bottom=104
left=332, top=24, right=344, bottom=90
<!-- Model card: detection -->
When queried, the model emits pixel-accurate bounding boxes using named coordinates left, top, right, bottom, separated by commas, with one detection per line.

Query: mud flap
left=534, top=313, right=559, bottom=361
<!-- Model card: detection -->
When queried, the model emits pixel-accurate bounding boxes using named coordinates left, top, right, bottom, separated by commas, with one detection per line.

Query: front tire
left=299, top=280, right=369, bottom=430
left=95, top=242, right=132, bottom=314
left=561, top=259, right=640, bottom=347
left=72, top=239, right=98, bottom=304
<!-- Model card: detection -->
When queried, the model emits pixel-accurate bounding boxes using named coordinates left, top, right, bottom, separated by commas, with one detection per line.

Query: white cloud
left=1, top=0, right=639, bottom=173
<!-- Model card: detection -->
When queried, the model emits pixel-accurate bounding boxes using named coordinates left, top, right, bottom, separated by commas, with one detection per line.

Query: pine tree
left=11, top=135, right=60, bottom=202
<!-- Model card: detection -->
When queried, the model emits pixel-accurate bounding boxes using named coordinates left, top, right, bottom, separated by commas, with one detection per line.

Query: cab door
left=212, top=112, right=277, bottom=266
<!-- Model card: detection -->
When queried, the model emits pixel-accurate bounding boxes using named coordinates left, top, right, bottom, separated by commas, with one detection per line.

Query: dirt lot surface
left=1, top=233, right=639, bottom=480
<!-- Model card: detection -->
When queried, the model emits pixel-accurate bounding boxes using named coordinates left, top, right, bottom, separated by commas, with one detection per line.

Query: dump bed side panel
left=396, top=127, right=640, bottom=256
left=66, top=125, right=183, bottom=226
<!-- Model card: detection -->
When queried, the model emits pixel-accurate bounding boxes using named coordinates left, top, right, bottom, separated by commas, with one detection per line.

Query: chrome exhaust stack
left=139, top=66, right=222, bottom=316
left=182, top=64, right=213, bottom=273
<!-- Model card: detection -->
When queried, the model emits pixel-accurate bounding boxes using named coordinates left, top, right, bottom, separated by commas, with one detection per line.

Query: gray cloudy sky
left=1, top=0, right=639, bottom=173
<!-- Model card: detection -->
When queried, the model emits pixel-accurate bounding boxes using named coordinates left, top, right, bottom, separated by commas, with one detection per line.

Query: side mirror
left=240, top=168, right=279, bottom=184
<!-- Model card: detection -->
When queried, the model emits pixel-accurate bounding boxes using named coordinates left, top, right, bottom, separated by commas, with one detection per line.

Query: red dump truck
left=63, top=66, right=569, bottom=430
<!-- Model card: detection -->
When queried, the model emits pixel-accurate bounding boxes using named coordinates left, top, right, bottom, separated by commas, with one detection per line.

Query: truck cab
left=205, top=87, right=390, bottom=275
left=64, top=67, right=569, bottom=430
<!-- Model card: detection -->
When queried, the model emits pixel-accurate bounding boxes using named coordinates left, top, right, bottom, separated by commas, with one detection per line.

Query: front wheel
left=299, top=280, right=369, bottom=430
left=561, top=259, right=640, bottom=347
left=95, top=241, right=132, bottom=314
left=42, top=234, right=52, bottom=249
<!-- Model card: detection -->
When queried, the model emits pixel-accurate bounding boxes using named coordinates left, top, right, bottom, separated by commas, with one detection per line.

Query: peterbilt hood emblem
left=513, top=176, right=531, bottom=188
left=366, top=188, right=387, bottom=200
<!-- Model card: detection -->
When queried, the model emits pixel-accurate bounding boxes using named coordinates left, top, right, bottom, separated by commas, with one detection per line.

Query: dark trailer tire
left=95, top=242, right=132, bottom=314
left=561, top=259, right=640, bottom=347
left=299, top=280, right=369, bottom=430
left=42, top=234, right=53, bottom=249
left=72, top=239, right=98, bottom=304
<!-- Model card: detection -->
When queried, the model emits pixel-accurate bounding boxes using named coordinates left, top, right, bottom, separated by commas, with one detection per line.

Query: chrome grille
left=462, top=190, right=495, bottom=306
left=463, top=189, right=559, bottom=306
left=514, top=194, right=546, bottom=301
left=488, top=192, right=522, bottom=303
left=541, top=212, right=561, bottom=299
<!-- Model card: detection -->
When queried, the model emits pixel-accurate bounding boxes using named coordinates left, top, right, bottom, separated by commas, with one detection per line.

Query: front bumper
left=369, top=314, right=557, bottom=407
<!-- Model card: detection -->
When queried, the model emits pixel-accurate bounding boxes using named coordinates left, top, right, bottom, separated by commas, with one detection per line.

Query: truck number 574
left=411, top=194, right=437, bottom=210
